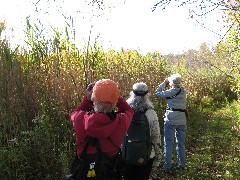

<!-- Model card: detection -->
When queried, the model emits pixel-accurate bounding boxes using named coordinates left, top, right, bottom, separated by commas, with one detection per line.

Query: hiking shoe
left=163, top=168, right=172, bottom=174
left=149, top=173, right=161, bottom=180
left=177, top=166, right=186, bottom=171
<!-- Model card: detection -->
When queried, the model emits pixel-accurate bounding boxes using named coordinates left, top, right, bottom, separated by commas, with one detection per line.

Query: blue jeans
left=163, top=121, right=187, bottom=170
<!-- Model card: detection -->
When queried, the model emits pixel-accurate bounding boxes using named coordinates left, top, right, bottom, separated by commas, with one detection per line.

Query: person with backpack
left=69, top=79, right=134, bottom=180
left=154, top=73, right=187, bottom=174
left=122, top=82, right=162, bottom=180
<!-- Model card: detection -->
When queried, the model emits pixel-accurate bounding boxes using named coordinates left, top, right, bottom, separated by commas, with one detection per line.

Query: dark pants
left=124, top=158, right=154, bottom=180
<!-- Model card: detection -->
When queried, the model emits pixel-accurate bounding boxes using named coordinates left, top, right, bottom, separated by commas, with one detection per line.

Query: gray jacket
left=155, top=82, right=187, bottom=125
left=145, top=109, right=162, bottom=167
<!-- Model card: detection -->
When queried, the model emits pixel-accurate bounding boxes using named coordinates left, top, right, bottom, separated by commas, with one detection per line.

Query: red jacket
left=70, top=96, right=134, bottom=158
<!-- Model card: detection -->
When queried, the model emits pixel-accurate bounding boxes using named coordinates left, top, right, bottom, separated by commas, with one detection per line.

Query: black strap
left=133, top=90, right=148, bottom=96
left=166, top=88, right=181, bottom=99
left=80, top=136, right=102, bottom=159
left=167, top=107, right=185, bottom=112
left=108, top=137, right=119, bottom=149
left=167, top=108, right=188, bottom=117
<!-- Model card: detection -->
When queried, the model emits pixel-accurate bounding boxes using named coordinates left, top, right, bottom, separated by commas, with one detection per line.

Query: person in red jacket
left=70, top=79, right=134, bottom=179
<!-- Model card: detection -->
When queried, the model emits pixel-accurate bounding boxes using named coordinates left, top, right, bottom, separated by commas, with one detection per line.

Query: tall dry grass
left=0, top=21, right=238, bottom=179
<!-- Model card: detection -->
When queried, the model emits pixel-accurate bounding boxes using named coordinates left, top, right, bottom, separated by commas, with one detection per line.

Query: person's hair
left=126, top=91, right=154, bottom=112
left=93, top=101, right=115, bottom=113
left=169, top=73, right=181, bottom=87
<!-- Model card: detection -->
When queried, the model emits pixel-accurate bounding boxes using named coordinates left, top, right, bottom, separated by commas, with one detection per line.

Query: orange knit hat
left=91, top=79, right=120, bottom=107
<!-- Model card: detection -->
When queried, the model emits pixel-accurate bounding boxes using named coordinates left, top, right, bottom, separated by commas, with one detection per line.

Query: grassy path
left=157, top=102, right=240, bottom=179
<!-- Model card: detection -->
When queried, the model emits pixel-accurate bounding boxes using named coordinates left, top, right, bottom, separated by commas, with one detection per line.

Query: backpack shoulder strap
left=166, top=88, right=181, bottom=99
left=79, top=136, right=102, bottom=159
left=79, top=137, right=90, bottom=159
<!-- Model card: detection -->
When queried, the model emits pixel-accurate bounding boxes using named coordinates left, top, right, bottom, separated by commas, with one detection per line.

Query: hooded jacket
left=71, top=96, right=134, bottom=158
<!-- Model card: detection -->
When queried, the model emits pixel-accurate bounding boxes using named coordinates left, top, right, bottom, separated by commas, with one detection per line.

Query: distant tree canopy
left=152, top=0, right=239, bottom=14
left=152, top=0, right=239, bottom=37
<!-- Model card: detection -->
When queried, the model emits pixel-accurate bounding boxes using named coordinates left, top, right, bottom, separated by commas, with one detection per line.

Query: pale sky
left=0, top=0, right=226, bottom=55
